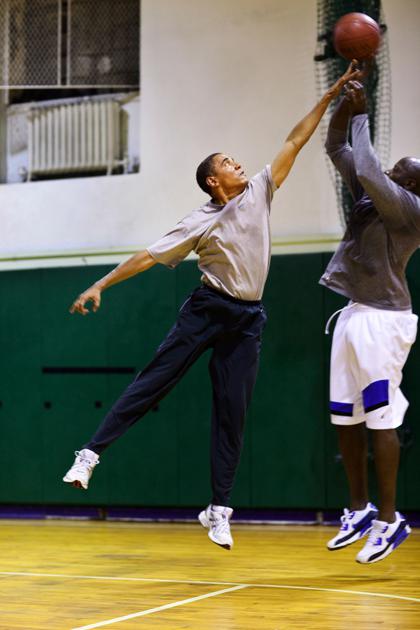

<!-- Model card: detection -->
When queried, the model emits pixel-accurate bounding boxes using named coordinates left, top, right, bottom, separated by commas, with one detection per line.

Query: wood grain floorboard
left=0, top=520, right=418, bottom=629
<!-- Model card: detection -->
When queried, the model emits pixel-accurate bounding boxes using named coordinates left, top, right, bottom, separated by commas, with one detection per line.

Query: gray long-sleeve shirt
left=320, top=114, right=420, bottom=310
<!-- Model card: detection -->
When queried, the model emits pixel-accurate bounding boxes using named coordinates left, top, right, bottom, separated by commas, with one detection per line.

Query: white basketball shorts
left=329, top=302, right=418, bottom=429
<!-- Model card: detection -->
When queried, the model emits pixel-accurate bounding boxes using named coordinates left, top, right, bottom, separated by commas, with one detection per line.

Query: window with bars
left=0, top=0, right=140, bottom=89
left=0, top=0, right=140, bottom=183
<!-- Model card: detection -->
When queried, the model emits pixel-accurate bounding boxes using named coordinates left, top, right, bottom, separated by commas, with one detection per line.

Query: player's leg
left=336, top=423, right=369, bottom=510
left=199, top=304, right=266, bottom=550
left=63, top=288, right=219, bottom=489
left=351, top=308, right=417, bottom=563
left=327, top=308, right=377, bottom=551
left=371, top=427, right=400, bottom=523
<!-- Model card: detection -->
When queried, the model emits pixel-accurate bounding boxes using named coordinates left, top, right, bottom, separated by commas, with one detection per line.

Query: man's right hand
left=70, top=285, right=102, bottom=315
left=343, top=80, right=367, bottom=116
left=327, top=59, right=361, bottom=101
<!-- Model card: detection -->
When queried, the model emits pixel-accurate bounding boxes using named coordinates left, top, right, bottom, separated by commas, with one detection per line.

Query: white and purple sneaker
left=327, top=502, right=378, bottom=550
left=356, top=512, right=411, bottom=564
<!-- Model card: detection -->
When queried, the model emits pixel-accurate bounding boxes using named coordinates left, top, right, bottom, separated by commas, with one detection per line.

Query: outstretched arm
left=328, top=94, right=352, bottom=133
left=70, top=250, right=156, bottom=315
left=325, top=96, right=364, bottom=202
left=271, top=61, right=359, bottom=188
left=324, top=60, right=375, bottom=202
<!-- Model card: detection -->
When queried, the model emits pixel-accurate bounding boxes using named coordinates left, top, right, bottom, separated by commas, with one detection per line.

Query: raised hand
left=343, top=80, right=367, bottom=116
left=327, top=60, right=362, bottom=100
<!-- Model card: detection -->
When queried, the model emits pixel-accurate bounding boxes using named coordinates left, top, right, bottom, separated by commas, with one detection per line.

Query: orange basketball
left=333, top=12, right=381, bottom=60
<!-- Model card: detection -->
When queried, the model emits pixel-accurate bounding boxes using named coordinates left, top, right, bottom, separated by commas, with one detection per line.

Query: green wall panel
left=41, top=267, right=109, bottom=366
left=0, top=271, right=43, bottom=502
left=42, top=374, right=110, bottom=505
left=399, top=255, right=420, bottom=509
left=250, top=254, right=327, bottom=508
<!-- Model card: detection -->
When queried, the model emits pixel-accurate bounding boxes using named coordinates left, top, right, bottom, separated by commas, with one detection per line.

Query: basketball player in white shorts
left=320, top=79, right=420, bottom=563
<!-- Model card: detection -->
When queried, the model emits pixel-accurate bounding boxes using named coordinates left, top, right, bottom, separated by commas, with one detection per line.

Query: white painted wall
left=0, top=0, right=419, bottom=263
left=382, top=0, right=420, bottom=163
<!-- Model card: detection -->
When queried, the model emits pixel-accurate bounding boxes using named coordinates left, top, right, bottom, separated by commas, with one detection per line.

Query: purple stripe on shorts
left=330, top=401, right=353, bottom=416
left=363, top=379, right=389, bottom=413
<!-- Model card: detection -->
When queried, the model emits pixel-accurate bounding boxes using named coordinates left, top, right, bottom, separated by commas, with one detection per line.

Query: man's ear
left=403, top=178, right=417, bottom=192
left=206, top=175, right=218, bottom=190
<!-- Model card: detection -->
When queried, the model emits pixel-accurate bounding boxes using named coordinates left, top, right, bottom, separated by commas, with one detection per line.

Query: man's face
left=210, top=154, right=248, bottom=193
left=386, top=157, right=420, bottom=190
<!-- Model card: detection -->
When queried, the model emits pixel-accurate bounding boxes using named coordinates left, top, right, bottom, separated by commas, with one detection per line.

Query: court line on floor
left=71, top=584, right=248, bottom=630
left=0, top=571, right=419, bottom=604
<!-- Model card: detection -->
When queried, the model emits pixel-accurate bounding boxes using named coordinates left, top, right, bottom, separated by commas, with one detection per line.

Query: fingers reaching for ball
left=329, top=60, right=362, bottom=99
left=345, top=59, right=363, bottom=81
left=343, top=80, right=367, bottom=115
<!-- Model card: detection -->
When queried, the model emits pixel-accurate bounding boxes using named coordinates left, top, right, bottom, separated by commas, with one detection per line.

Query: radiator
left=27, top=99, right=121, bottom=179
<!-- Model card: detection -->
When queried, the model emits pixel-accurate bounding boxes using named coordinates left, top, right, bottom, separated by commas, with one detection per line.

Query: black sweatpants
left=84, top=284, right=267, bottom=506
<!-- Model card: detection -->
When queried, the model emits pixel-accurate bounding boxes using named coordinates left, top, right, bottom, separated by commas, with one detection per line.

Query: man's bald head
left=386, top=157, right=420, bottom=197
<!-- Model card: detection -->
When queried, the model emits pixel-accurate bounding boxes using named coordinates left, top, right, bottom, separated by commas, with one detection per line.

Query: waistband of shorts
left=348, top=301, right=413, bottom=314
left=199, top=283, right=262, bottom=306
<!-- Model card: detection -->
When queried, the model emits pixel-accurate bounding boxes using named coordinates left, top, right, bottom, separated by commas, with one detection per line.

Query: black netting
left=9, top=0, right=60, bottom=86
left=0, top=0, right=140, bottom=88
left=0, top=5, right=6, bottom=86
left=69, top=0, right=140, bottom=87
left=314, top=0, right=391, bottom=227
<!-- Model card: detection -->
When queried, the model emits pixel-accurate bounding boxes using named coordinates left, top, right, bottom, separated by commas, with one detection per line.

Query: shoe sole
left=63, top=475, right=88, bottom=490
left=327, top=527, right=372, bottom=550
left=356, top=525, right=411, bottom=564
left=198, top=511, right=232, bottom=550
left=327, top=511, right=378, bottom=550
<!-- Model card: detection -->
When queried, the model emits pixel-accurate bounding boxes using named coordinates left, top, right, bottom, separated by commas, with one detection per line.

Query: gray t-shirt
left=147, top=166, right=277, bottom=301
left=320, top=114, right=420, bottom=310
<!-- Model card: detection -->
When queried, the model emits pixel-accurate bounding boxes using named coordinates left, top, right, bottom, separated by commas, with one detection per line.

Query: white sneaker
left=198, top=504, right=233, bottom=550
left=63, top=449, right=99, bottom=490
left=356, top=512, right=411, bottom=564
left=327, top=502, right=378, bottom=550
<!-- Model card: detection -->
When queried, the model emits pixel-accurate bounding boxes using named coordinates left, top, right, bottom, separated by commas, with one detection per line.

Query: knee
left=369, top=426, right=400, bottom=446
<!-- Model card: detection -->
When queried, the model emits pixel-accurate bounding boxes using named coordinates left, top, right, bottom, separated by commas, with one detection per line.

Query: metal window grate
left=0, top=0, right=140, bottom=89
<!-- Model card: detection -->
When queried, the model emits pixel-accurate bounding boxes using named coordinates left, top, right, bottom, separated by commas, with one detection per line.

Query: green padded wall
left=0, top=252, right=419, bottom=510
left=248, top=254, right=327, bottom=508
left=0, top=271, right=43, bottom=502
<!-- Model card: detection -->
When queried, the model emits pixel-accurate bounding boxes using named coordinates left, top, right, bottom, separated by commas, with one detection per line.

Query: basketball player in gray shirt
left=321, top=79, right=420, bottom=563
left=63, top=63, right=358, bottom=550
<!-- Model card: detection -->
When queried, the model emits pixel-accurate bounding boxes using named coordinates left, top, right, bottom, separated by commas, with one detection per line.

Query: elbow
left=287, top=138, right=300, bottom=152
left=325, top=134, right=338, bottom=154
left=355, top=169, right=377, bottom=196
left=355, top=167, right=369, bottom=184
left=325, top=142, right=333, bottom=157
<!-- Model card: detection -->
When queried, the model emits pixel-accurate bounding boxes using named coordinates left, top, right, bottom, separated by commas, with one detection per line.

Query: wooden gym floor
left=0, top=519, right=419, bottom=629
